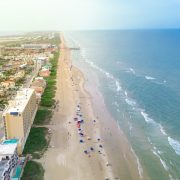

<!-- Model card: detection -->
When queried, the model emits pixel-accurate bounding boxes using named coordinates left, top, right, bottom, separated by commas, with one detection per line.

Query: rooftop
left=3, top=88, right=35, bottom=115
left=0, top=143, right=17, bottom=157
left=0, top=141, right=18, bottom=178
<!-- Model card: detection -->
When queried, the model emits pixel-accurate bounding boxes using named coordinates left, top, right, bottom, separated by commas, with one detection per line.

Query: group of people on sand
left=72, top=104, right=119, bottom=180
left=74, top=104, right=104, bottom=156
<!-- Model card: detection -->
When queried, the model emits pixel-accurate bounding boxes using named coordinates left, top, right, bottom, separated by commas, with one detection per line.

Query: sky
left=0, top=0, right=180, bottom=30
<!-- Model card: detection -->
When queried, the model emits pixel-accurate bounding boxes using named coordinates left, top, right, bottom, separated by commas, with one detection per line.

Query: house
left=1, top=81, right=15, bottom=90
left=39, top=69, right=50, bottom=78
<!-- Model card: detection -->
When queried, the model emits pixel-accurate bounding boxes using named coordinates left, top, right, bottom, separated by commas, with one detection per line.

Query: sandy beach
left=41, top=34, right=144, bottom=180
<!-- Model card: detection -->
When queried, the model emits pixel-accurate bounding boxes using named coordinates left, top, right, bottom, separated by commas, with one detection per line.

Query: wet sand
left=41, top=34, right=144, bottom=180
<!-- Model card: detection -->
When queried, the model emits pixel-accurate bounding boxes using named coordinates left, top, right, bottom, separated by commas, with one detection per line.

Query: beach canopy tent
left=77, top=124, right=80, bottom=128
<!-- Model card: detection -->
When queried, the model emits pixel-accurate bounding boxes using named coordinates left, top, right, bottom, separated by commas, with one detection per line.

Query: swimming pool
left=12, top=165, right=22, bottom=179
left=3, top=139, right=18, bottom=144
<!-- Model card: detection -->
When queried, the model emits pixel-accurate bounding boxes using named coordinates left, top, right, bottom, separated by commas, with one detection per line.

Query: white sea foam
left=168, top=137, right=180, bottom=155
left=130, top=148, right=143, bottom=179
left=152, top=150, right=169, bottom=171
left=124, top=91, right=128, bottom=97
left=129, top=68, right=136, bottom=74
left=152, top=150, right=158, bottom=156
left=160, top=158, right=169, bottom=171
left=125, top=98, right=136, bottom=106
left=147, top=137, right=153, bottom=145
left=128, top=122, right=133, bottom=136
left=169, top=174, right=174, bottom=180
left=115, top=81, right=122, bottom=92
left=159, top=124, right=167, bottom=136
left=85, top=59, right=123, bottom=94
left=141, top=111, right=155, bottom=124
left=145, top=76, right=155, bottom=80
left=141, top=112, right=168, bottom=136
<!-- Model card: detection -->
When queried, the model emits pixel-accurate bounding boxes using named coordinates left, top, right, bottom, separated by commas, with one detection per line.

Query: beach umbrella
left=99, top=145, right=103, bottom=148
left=90, top=147, right=94, bottom=151
left=80, top=133, right=84, bottom=136
left=79, top=139, right=84, bottom=143
left=97, top=138, right=101, bottom=141
left=84, top=150, right=88, bottom=154
left=106, top=162, right=110, bottom=166
left=76, top=124, right=80, bottom=128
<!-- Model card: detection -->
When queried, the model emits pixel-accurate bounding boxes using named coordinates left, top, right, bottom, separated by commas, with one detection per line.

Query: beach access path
left=41, top=33, right=144, bottom=180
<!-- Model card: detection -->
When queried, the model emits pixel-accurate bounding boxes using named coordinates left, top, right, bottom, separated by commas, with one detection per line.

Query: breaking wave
left=145, top=76, right=156, bottom=80
left=116, top=81, right=122, bottom=92
left=84, top=59, right=123, bottom=93
left=168, top=137, right=180, bottom=155
left=159, top=124, right=167, bottom=136
left=129, top=68, right=136, bottom=74
left=125, top=98, right=136, bottom=106
left=140, top=111, right=156, bottom=124
left=152, top=149, right=169, bottom=171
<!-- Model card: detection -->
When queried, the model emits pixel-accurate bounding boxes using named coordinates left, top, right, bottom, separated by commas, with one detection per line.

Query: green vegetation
left=21, top=160, right=44, bottom=180
left=22, top=35, right=60, bottom=179
left=23, top=127, right=49, bottom=159
left=34, top=108, right=52, bottom=125
left=40, top=51, right=59, bottom=108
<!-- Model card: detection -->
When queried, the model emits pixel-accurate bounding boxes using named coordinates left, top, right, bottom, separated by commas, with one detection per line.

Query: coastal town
left=0, top=32, right=142, bottom=180
left=0, top=32, right=59, bottom=180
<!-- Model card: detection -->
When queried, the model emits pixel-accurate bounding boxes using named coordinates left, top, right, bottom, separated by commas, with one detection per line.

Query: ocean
left=64, top=30, right=180, bottom=180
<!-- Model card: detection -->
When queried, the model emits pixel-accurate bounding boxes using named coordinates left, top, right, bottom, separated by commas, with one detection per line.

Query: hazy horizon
left=0, top=0, right=180, bottom=31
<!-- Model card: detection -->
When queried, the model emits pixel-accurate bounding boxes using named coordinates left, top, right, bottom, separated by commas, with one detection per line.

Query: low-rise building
left=2, top=88, right=37, bottom=154
left=21, top=44, right=51, bottom=49
left=1, top=81, right=15, bottom=90
left=0, top=141, right=18, bottom=180
left=39, top=69, right=50, bottom=78
left=9, top=70, right=25, bottom=81
left=30, top=77, right=46, bottom=102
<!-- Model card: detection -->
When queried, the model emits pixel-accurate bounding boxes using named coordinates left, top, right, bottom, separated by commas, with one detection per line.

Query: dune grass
left=23, top=127, right=49, bottom=159
left=21, top=160, right=44, bottom=180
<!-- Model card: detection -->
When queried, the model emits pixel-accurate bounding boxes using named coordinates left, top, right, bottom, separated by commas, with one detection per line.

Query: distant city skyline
left=0, top=0, right=180, bottom=31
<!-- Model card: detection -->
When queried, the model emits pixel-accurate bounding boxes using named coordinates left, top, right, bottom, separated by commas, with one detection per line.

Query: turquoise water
left=65, top=30, right=180, bottom=180
left=12, top=165, right=22, bottom=178
left=3, top=139, right=18, bottom=144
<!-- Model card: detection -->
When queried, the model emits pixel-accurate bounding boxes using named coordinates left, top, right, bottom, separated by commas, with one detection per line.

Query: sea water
left=64, top=30, right=180, bottom=180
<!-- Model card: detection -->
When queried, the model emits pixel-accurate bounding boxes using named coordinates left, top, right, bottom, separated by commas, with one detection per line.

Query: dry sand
left=41, top=34, right=145, bottom=180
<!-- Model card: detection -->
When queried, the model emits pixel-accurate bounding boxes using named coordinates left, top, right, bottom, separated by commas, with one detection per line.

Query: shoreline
left=41, top=33, right=144, bottom=180
left=73, top=54, right=145, bottom=180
